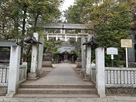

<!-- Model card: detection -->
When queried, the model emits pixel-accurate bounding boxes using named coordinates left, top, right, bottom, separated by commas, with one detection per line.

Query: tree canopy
left=64, top=0, right=136, bottom=66
left=65, top=0, right=135, bottom=48
left=0, top=0, right=63, bottom=40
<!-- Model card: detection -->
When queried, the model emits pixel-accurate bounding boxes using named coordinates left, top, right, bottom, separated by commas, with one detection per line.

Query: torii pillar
left=37, top=37, right=45, bottom=77
left=86, top=35, right=93, bottom=75
left=81, top=35, right=86, bottom=72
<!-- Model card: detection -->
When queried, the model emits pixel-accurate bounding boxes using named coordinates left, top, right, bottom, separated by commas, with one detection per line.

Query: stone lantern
left=82, top=36, right=98, bottom=75
left=24, top=35, right=41, bottom=45
left=24, top=33, right=41, bottom=79
left=83, top=37, right=98, bottom=50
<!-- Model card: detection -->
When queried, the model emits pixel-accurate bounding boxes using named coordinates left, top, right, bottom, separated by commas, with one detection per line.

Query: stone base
left=37, top=70, right=44, bottom=77
left=6, top=91, right=15, bottom=97
left=27, top=72, right=38, bottom=80
left=86, top=64, right=91, bottom=75
left=42, top=61, right=52, bottom=67
left=76, top=62, right=82, bottom=68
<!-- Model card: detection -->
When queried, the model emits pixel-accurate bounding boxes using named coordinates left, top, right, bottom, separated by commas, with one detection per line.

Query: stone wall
left=106, top=87, right=136, bottom=96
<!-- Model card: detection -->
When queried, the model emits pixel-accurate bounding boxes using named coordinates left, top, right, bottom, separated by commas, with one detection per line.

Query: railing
left=19, top=62, right=27, bottom=84
left=105, top=67, right=136, bottom=87
left=0, top=62, right=27, bottom=86
left=0, top=66, right=9, bottom=86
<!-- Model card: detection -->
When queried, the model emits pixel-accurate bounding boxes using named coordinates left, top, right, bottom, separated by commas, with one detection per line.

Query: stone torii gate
left=30, top=23, right=105, bottom=97
left=34, top=23, right=94, bottom=77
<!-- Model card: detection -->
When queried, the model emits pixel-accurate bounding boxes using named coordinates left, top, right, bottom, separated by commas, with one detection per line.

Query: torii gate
left=36, top=23, right=105, bottom=97
left=32, top=23, right=94, bottom=77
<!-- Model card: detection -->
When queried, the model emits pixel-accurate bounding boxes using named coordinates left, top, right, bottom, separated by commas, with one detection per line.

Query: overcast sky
left=59, top=0, right=75, bottom=22
left=60, top=0, right=75, bottom=11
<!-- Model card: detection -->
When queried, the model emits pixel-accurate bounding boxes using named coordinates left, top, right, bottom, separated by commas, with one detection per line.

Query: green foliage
left=105, top=54, right=125, bottom=67
left=25, top=50, right=31, bottom=73
left=0, top=0, right=63, bottom=66
left=64, top=0, right=94, bottom=23
left=65, top=0, right=134, bottom=66
left=89, top=0, right=133, bottom=66
left=0, top=47, right=10, bottom=51
left=91, top=1, right=132, bottom=47
left=44, top=39, right=63, bottom=57
left=64, top=5, right=82, bottom=23
left=0, top=0, right=63, bottom=40
left=70, top=50, right=78, bottom=56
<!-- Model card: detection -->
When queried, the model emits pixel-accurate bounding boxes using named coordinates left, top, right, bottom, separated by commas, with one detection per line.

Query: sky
left=59, top=0, right=75, bottom=21
left=60, top=0, right=75, bottom=11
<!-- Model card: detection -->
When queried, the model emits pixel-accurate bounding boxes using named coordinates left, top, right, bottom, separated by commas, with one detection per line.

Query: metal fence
left=0, top=66, right=9, bottom=86
left=105, top=67, right=136, bottom=87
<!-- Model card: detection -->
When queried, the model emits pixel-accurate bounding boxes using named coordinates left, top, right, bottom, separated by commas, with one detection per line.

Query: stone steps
left=19, top=84, right=95, bottom=88
left=17, top=88, right=97, bottom=94
left=16, top=84, right=98, bottom=98
left=15, top=94, right=99, bottom=98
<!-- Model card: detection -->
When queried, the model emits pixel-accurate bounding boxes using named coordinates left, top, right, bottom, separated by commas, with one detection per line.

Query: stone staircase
left=15, top=84, right=99, bottom=98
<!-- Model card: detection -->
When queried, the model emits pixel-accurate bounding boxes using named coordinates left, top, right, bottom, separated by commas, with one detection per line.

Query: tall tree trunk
left=34, top=11, right=40, bottom=32
left=25, top=11, right=39, bottom=62
left=2, top=22, right=5, bottom=34
left=21, top=6, right=27, bottom=62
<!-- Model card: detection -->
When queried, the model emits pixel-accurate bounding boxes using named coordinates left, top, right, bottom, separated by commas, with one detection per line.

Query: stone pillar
left=65, top=35, right=67, bottom=42
left=86, top=35, right=92, bottom=75
left=28, top=32, right=38, bottom=79
left=47, top=34, right=49, bottom=41
left=60, top=29, right=63, bottom=34
left=37, top=37, right=44, bottom=77
left=81, top=36, right=86, bottom=72
left=56, top=34, right=58, bottom=41
left=22, top=62, right=27, bottom=80
left=6, top=45, right=21, bottom=97
left=76, top=50, right=82, bottom=68
left=86, top=47, right=91, bottom=75
left=96, top=48, right=105, bottom=97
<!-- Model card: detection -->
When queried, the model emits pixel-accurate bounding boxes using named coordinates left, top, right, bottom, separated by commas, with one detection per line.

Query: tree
left=90, top=0, right=133, bottom=47
left=65, top=0, right=134, bottom=66
left=90, top=0, right=134, bottom=66
left=64, top=0, right=104, bottom=23
left=64, top=0, right=94, bottom=23
left=44, top=38, right=63, bottom=61
left=0, top=0, right=64, bottom=64
left=28, top=0, right=63, bottom=31
left=0, top=1, right=18, bottom=39
left=0, top=0, right=63, bottom=39
left=64, top=5, right=82, bottom=23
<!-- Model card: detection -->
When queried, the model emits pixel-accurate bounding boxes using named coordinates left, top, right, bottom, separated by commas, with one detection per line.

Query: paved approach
left=1, top=63, right=136, bottom=102
left=21, top=63, right=91, bottom=86
left=1, top=95, right=136, bottom=102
